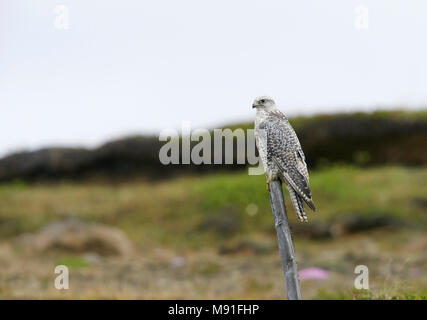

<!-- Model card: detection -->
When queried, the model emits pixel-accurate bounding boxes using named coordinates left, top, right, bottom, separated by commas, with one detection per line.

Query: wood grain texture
left=269, top=180, right=302, bottom=300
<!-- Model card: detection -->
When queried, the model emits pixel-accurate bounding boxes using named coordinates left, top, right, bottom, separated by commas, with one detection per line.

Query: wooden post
left=269, top=180, right=302, bottom=300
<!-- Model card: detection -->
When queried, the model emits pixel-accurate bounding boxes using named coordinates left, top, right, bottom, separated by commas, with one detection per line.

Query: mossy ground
left=0, top=165, right=425, bottom=299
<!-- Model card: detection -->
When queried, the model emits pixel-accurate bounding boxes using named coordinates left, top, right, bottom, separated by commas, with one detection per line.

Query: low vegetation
left=1, top=109, right=427, bottom=182
left=0, top=165, right=425, bottom=298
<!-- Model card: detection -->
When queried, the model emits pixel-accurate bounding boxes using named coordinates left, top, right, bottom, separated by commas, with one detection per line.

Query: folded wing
left=262, top=115, right=316, bottom=212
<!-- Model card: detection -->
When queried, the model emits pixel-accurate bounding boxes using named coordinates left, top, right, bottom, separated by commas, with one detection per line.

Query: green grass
left=196, top=165, right=427, bottom=224
left=0, top=165, right=426, bottom=249
left=0, top=165, right=425, bottom=299
left=56, top=255, right=90, bottom=269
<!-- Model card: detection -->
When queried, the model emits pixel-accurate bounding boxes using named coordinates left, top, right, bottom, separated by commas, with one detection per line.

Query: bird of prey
left=253, top=96, right=316, bottom=222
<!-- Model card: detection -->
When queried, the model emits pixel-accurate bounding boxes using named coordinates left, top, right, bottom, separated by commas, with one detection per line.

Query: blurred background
left=0, top=0, right=426, bottom=299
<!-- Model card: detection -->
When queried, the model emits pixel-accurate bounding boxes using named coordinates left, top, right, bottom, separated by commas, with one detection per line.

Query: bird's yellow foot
left=266, top=178, right=272, bottom=192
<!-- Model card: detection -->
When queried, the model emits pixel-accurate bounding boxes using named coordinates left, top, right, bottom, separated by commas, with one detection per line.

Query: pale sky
left=1, top=0, right=427, bottom=156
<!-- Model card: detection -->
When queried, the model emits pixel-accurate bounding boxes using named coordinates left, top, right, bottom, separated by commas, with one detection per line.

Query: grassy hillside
left=226, top=109, right=427, bottom=131
left=1, top=109, right=427, bottom=182
left=0, top=165, right=425, bottom=299
left=1, top=165, right=426, bottom=246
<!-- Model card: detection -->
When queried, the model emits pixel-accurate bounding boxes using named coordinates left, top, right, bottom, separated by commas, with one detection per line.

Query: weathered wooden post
left=269, top=180, right=302, bottom=300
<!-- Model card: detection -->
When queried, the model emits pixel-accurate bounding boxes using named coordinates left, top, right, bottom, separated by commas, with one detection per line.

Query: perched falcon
left=253, top=96, right=316, bottom=222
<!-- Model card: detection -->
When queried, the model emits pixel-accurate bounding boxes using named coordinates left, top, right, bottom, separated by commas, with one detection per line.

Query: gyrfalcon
left=253, top=96, right=316, bottom=222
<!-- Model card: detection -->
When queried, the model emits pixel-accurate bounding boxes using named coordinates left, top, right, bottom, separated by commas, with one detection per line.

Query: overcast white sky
left=1, top=0, right=427, bottom=156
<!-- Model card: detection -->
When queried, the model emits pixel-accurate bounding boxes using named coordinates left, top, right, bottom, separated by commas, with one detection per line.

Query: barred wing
left=261, top=115, right=316, bottom=211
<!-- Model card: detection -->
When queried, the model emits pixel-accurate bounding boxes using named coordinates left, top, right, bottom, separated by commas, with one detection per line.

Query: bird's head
left=252, top=96, right=276, bottom=110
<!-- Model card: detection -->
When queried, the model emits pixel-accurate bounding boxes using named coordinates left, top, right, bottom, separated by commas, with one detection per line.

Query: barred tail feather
left=295, top=193, right=308, bottom=221
left=288, top=186, right=308, bottom=222
left=272, top=157, right=316, bottom=213
left=306, top=199, right=316, bottom=212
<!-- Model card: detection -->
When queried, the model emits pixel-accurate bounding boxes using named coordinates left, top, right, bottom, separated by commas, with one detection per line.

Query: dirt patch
left=16, top=218, right=133, bottom=257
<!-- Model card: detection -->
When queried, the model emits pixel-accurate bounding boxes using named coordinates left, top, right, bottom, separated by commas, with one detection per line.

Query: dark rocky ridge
left=1, top=113, right=426, bottom=182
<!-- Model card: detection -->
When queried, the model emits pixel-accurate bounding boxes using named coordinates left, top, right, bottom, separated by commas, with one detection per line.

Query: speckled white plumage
left=253, top=96, right=316, bottom=222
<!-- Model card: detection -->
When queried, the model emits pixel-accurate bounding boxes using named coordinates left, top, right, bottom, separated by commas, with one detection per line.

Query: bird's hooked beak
left=252, top=103, right=258, bottom=109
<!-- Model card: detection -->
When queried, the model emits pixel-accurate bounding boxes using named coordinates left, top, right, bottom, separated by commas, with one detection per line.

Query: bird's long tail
left=288, top=185, right=308, bottom=222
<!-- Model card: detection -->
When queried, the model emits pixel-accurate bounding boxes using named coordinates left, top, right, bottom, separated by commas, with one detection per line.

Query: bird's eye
left=260, top=99, right=265, bottom=103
